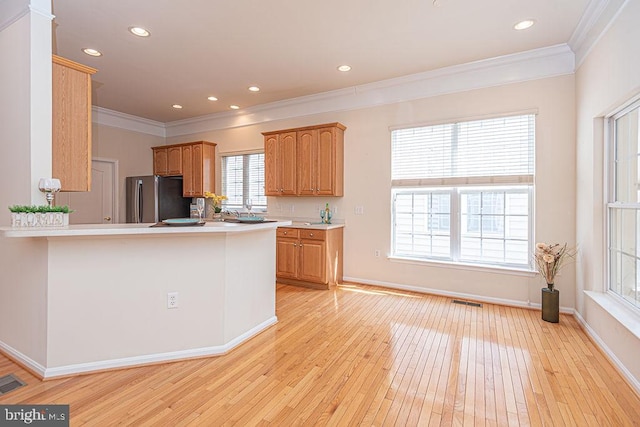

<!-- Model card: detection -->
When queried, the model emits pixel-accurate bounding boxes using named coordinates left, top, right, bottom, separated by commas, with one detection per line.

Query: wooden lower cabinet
left=276, top=227, right=343, bottom=289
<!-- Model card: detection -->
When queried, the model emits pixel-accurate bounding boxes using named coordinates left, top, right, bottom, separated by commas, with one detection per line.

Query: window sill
left=584, top=291, right=640, bottom=340
left=387, top=255, right=536, bottom=277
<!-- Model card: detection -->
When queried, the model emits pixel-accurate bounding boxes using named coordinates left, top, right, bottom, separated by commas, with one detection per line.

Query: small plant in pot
left=8, top=204, right=73, bottom=227
left=534, top=242, right=576, bottom=323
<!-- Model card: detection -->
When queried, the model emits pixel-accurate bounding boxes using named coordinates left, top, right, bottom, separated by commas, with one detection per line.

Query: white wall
left=575, top=0, right=640, bottom=386
left=91, top=123, right=165, bottom=222
left=167, top=75, right=577, bottom=308
left=0, top=0, right=52, bottom=368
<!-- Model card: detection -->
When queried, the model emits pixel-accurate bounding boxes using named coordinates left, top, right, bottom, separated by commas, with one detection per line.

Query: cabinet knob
left=104, top=216, right=111, bottom=221
left=309, top=233, right=314, bottom=237
left=283, top=231, right=287, bottom=235
left=293, top=243, right=297, bottom=247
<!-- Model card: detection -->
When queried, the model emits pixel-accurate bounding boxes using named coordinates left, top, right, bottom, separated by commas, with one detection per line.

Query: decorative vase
left=541, top=285, right=559, bottom=323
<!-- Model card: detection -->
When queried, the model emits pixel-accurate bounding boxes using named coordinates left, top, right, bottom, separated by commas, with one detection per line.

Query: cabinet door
left=297, top=129, right=316, bottom=195
left=298, top=239, right=326, bottom=283
left=182, top=145, right=194, bottom=197
left=153, top=148, right=169, bottom=176
left=316, top=127, right=336, bottom=195
left=264, top=135, right=280, bottom=195
left=167, top=146, right=183, bottom=175
left=199, top=143, right=216, bottom=196
left=279, top=132, right=297, bottom=195
left=191, top=143, right=204, bottom=196
left=276, top=237, right=299, bottom=279
left=52, top=56, right=96, bottom=192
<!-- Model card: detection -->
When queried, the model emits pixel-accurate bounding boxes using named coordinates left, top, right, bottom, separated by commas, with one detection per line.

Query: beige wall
left=167, top=75, right=577, bottom=308
left=575, top=0, right=640, bottom=385
left=91, top=123, right=165, bottom=221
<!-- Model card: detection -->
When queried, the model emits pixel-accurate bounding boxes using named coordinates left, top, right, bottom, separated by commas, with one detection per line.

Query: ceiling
left=51, top=0, right=591, bottom=124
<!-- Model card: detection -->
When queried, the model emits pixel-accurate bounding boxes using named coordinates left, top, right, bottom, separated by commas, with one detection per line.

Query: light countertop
left=268, top=218, right=345, bottom=230
left=0, top=220, right=292, bottom=238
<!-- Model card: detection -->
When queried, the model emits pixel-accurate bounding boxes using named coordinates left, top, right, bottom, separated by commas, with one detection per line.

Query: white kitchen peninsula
left=0, top=220, right=290, bottom=378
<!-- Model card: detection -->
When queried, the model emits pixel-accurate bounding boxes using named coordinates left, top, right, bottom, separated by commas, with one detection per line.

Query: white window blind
left=221, top=153, right=266, bottom=210
left=392, top=114, right=535, bottom=186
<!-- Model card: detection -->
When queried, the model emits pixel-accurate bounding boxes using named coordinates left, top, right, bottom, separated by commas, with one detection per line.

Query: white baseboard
left=343, top=276, right=574, bottom=313
left=0, top=341, right=47, bottom=378
left=1, top=316, right=277, bottom=379
left=573, top=310, right=640, bottom=396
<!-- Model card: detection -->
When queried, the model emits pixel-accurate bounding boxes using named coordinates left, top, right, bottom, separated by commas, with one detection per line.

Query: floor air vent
left=452, top=299, right=483, bottom=308
left=0, top=374, right=26, bottom=395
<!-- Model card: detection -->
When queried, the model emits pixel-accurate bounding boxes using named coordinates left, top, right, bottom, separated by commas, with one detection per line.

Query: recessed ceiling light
left=207, top=96, right=218, bottom=101
left=248, top=86, right=260, bottom=92
left=514, top=19, right=535, bottom=30
left=337, top=65, right=351, bottom=72
left=82, top=48, right=102, bottom=57
left=172, top=104, right=183, bottom=109
left=230, top=105, right=240, bottom=110
left=129, top=26, right=150, bottom=37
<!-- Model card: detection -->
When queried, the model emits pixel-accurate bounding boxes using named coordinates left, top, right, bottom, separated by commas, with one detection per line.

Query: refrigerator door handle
left=135, top=179, right=143, bottom=223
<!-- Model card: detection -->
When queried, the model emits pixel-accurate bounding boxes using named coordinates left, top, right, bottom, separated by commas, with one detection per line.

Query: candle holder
left=39, top=178, right=61, bottom=207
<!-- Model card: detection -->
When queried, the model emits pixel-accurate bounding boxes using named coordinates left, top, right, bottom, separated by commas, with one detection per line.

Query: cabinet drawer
left=277, top=228, right=300, bottom=238
left=299, top=229, right=326, bottom=241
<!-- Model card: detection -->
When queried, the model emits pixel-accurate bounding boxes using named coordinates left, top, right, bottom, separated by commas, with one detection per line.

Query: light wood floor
left=1, top=283, right=639, bottom=426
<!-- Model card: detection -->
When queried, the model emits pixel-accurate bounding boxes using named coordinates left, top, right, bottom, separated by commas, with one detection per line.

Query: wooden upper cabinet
left=297, top=129, right=316, bottom=196
left=263, top=123, right=345, bottom=197
left=153, top=146, right=183, bottom=176
left=52, top=55, right=97, bottom=192
left=153, top=148, right=169, bottom=175
left=317, top=126, right=344, bottom=196
left=182, top=141, right=216, bottom=197
left=265, top=134, right=279, bottom=195
left=264, top=132, right=297, bottom=196
left=152, top=141, right=216, bottom=197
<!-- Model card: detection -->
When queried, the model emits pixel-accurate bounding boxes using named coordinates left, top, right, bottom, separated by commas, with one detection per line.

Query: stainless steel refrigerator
left=126, top=175, right=191, bottom=223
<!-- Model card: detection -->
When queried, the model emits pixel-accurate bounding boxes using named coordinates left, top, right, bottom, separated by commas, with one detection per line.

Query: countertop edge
left=0, top=220, right=292, bottom=238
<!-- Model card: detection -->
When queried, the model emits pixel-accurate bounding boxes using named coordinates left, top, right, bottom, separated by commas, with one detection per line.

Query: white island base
left=0, top=221, right=289, bottom=378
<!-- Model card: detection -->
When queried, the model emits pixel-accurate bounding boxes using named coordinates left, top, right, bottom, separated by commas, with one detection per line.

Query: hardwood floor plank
left=0, top=283, right=639, bottom=426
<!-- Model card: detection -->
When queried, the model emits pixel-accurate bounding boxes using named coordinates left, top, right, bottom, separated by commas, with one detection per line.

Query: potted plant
left=9, top=205, right=72, bottom=227
left=204, top=192, right=228, bottom=220
left=534, top=242, right=576, bottom=323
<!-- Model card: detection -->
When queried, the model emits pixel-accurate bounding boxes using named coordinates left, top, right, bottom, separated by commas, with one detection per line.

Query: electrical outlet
left=355, top=206, right=364, bottom=215
left=374, top=250, right=381, bottom=258
left=167, top=292, right=178, bottom=309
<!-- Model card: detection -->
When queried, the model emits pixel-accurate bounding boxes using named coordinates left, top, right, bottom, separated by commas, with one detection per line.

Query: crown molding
left=93, top=44, right=574, bottom=138
left=165, top=44, right=574, bottom=137
left=0, top=0, right=54, bottom=33
left=569, top=0, right=629, bottom=68
left=92, top=106, right=166, bottom=138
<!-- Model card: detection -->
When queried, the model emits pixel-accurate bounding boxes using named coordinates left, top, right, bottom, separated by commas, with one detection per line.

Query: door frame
left=93, top=157, right=119, bottom=224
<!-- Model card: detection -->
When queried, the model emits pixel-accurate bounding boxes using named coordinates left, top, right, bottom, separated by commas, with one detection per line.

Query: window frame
left=606, top=98, right=640, bottom=311
left=220, top=150, right=267, bottom=212
left=392, top=185, right=533, bottom=269
left=390, top=113, right=535, bottom=271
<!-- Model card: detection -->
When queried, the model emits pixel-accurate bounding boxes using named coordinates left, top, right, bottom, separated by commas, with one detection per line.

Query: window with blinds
left=391, top=114, right=535, bottom=268
left=221, top=152, right=267, bottom=211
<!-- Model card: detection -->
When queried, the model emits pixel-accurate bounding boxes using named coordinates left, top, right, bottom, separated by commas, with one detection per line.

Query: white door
left=57, top=159, right=117, bottom=224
